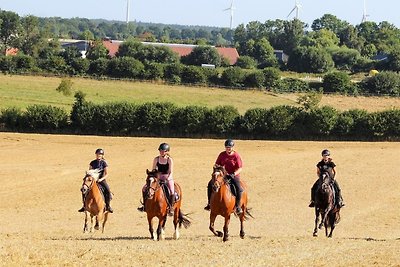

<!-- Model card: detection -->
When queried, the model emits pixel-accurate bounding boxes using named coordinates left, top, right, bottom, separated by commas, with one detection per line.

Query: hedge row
left=1, top=94, right=399, bottom=140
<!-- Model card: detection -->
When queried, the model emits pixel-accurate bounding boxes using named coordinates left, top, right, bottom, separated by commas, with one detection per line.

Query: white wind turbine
left=287, top=0, right=302, bottom=20
left=126, top=0, right=131, bottom=24
left=223, top=0, right=236, bottom=29
left=361, top=0, right=369, bottom=23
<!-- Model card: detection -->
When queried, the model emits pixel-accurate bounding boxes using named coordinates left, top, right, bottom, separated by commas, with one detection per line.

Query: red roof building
left=101, top=39, right=239, bottom=65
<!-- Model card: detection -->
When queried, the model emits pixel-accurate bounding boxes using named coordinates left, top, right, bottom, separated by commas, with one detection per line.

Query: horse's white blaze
left=173, top=228, right=180, bottom=240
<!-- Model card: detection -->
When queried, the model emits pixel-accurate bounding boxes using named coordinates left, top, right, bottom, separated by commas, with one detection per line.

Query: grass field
left=1, top=74, right=399, bottom=114
left=1, top=133, right=400, bottom=266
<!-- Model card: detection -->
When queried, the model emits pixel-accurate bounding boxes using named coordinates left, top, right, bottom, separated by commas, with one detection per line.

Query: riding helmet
left=321, top=149, right=330, bottom=156
left=224, top=139, right=235, bottom=147
left=158, top=143, right=170, bottom=151
left=95, top=148, right=104, bottom=155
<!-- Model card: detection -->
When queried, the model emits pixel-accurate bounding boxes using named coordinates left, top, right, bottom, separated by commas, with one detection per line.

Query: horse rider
left=204, top=139, right=244, bottom=215
left=138, top=143, right=176, bottom=215
left=78, top=148, right=113, bottom=213
left=309, top=149, right=345, bottom=208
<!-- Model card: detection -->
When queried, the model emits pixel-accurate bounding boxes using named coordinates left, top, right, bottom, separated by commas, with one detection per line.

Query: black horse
left=313, top=172, right=341, bottom=238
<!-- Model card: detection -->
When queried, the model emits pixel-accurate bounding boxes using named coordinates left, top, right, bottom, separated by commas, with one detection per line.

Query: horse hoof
left=223, top=236, right=229, bottom=242
left=313, top=233, right=318, bottom=237
left=94, top=226, right=100, bottom=230
left=240, top=231, right=245, bottom=239
left=216, top=231, right=223, bottom=237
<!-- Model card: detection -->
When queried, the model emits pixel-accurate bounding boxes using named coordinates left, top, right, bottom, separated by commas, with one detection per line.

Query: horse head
left=211, top=164, right=226, bottom=193
left=146, top=169, right=160, bottom=199
left=320, top=172, right=333, bottom=193
left=81, top=169, right=101, bottom=195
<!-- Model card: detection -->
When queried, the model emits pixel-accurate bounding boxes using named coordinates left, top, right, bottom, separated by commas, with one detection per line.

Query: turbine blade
left=287, top=7, right=296, bottom=18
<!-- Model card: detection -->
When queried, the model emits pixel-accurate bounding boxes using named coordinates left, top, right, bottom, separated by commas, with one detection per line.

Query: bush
left=297, top=91, right=322, bottom=111
left=135, top=102, right=176, bottom=134
left=143, top=62, right=164, bottom=80
left=56, top=78, right=73, bottom=96
left=206, top=105, right=240, bottom=135
left=24, top=105, right=69, bottom=130
left=333, top=111, right=355, bottom=136
left=88, top=58, right=109, bottom=76
left=262, top=67, right=281, bottom=89
left=170, top=105, right=209, bottom=135
left=275, top=78, right=310, bottom=92
left=235, top=56, right=257, bottom=69
left=287, top=46, right=334, bottom=73
left=180, top=65, right=207, bottom=84
left=14, top=54, right=36, bottom=70
left=164, top=63, right=182, bottom=81
left=329, top=47, right=361, bottom=71
left=0, top=56, right=17, bottom=73
left=240, top=108, right=269, bottom=135
left=71, top=58, right=90, bottom=75
left=323, top=71, right=354, bottom=94
left=244, top=70, right=265, bottom=89
left=265, top=105, right=301, bottom=136
left=360, top=71, right=400, bottom=96
left=107, top=57, right=144, bottom=78
left=307, top=106, right=339, bottom=135
left=38, top=56, right=69, bottom=74
left=220, top=67, right=245, bottom=87
left=0, top=107, right=23, bottom=130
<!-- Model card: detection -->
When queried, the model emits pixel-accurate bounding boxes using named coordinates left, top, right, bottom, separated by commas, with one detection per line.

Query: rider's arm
left=168, top=157, right=174, bottom=177
left=332, top=167, right=336, bottom=177
left=234, top=167, right=242, bottom=176
left=317, top=168, right=320, bottom=177
left=98, top=167, right=108, bottom=182
left=152, top=157, right=158, bottom=171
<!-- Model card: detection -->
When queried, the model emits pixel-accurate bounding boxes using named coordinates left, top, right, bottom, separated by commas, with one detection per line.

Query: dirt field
left=1, top=133, right=399, bottom=266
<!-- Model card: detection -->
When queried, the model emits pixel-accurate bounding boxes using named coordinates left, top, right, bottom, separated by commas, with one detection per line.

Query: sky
left=1, top=0, right=399, bottom=29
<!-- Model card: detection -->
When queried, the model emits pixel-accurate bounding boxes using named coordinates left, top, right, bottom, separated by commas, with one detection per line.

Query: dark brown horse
left=144, top=169, right=191, bottom=240
left=313, top=172, right=341, bottom=238
left=80, top=169, right=109, bottom=233
left=209, top=165, right=252, bottom=242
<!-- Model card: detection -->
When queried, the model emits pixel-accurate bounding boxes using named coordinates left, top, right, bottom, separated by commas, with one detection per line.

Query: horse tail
left=178, top=210, right=191, bottom=229
left=244, top=207, right=254, bottom=220
left=334, top=210, right=341, bottom=225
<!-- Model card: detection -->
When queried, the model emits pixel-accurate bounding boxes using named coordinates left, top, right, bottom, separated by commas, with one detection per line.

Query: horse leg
left=147, top=216, right=156, bottom=240
left=239, top=211, right=245, bottom=239
left=94, top=216, right=100, bottom=230
left=83, top=211, right=88, bottom=233
left=223, top=215, right=231, bottom=242
left=101, top=212, right=109, bottom=234
left=173, top=208, right=180, bottom=240
left=319, top=208, right=330, bottom=229
left=313, top=208, right=319, bottom=237
left=157, top=216, right=166, bottom=241
left=209, top=212, right=223, bottom=237
left=328, top=213, right=335, bottom=238
left=89, top=215, right=95, bottom=233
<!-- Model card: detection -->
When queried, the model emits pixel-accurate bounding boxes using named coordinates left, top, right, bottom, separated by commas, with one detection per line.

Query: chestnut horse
left=209, top=165, right=252, bottom=242
left=80, top=169, right=109, bottom=233
left=144, top=169, right=191, bottom=241
left=313, top=172, right=341, bottom=238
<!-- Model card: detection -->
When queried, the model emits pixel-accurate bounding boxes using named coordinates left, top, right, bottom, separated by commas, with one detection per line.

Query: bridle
left=146, top=175, right=161, bottom=199
left=81, top=174, right=96, bottom=197
left=212, top=168, right=226, bottom=192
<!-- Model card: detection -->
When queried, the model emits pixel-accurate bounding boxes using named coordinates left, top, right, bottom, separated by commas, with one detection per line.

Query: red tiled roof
left=5, top=48, right=18, bottom=56
left=100, top=40, right=239, bottom=65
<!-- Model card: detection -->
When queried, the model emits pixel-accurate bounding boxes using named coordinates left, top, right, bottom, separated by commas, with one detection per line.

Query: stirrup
left=308, top=201, right=315, bottom=208
left=235, top=206, right=243, bottom=215
left=106, top=206, right=113, bottom=213
left=78, top=207, right=85, bottom=212
left=137, top=206, right=145, bottom=212
left=204, top=204, right=210, bottom=211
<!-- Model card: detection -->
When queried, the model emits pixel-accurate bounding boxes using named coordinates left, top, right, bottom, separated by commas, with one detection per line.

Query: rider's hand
left=228, top=173, right=235, bottom=179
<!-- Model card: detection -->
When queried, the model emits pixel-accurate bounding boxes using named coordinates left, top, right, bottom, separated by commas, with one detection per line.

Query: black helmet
left=321, top=149, right=330, bottom=156
left=158, top=143, right=170, bottom=151
left=224, top=139, right=235, bottom=147
left=95, top=148, right=104, bottom=155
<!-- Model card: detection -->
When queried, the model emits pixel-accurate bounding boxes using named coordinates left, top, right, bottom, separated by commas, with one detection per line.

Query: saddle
left=97, top=183, right=107, bottom=202
left=159, top=181, right=180, bottom=206
left=224, top=176, right=238, bottom=197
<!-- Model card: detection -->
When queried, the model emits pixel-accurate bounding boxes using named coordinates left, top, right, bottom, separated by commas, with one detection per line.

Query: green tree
left=86, top=41, right=109, bottom=60
left=181, top=46, right=222, bottom=67
left=0, top=10, right=22, bottom=55
left=311, top=14, right=350, bottom=35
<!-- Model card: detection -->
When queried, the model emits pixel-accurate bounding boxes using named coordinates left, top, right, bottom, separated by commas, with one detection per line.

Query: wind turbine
left=223, top=0, right=236, bottom=29
left=361, top=0, right=369, bottom=23
left=287, top=0, right=302, bottom=20
left=126, top=0, right=131, bottom=24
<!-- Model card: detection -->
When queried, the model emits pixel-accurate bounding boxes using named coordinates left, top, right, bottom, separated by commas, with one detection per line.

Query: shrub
left=220, top=67, right=245, bottom=87
left=0, top=107, right=23, bottom=130
left=307, top=106, right=339, bottom=135
left=206, top=105, right=240, bottom=135
left=107, top=57, right=144, bottom=78
left=297, top=91, right=322, bottom=111
left=329, top=47, right=361, bottom=71
left=0, top=56, right=17, bottom=73
left=240, top=108, right=269, bottom=135
left=56, top=78, right=73, bottom=96
left=135, top=102, right=176, bottom=134
left=71, top=58, right=90, bottom=75
left=180, top=66, right=207, bottom=84
left=360, top=71, right=400, bottom=96
left=265, top=105, right=301, bottom=136
left=244, top=70, right=265, bottom=89
left=24, top=105, right=69, bottom=130
left=170, top=105, right=209, bottom=134
left=143, top=62, right=164, bottom=80
left=164, top=63, right=182, bottom=81
left=323, top=71, right=353, bottom=94
left=235, top=56, right=257, bottom=69
left=88, top=58, right=109, bottom=76
left=14, top=54, right=36, bottom=70
left=275, top=78, right=310, bottom=92
left=333, top=111, right=355, bottom=136
left=262, top=67, right=281, bottom=89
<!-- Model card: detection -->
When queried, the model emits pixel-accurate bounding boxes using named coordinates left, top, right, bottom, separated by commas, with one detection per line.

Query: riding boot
left=137, top=190, right=146, bottom=212
left=309, top=179, right=318, bottom=207
left=168, top=194, right=175, bottom=216
left=204, top=180, right=212, bottom=210
left=78, top=194, right=85, bottom=212
left=104, top=191, right=113, bottom=213
left=334, top=180, right=345, bottom=207
left=232, top=177, right=243, bottom=214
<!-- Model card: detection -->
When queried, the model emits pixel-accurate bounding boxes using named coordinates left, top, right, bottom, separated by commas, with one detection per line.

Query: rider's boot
left=168, top=194, right=175, bottom=216
left=78, top=194, right=85, bottom=212
left=137, top=191, right=146, bottom=212
left=204, top=180, right=212, bottom=211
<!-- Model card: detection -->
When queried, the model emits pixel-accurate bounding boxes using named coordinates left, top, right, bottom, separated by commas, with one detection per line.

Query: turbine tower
left=223, top=0, right=236, bottom=29
left=361, top=0, right=369, bottom=23
left=287, top=0, right=302, bottom=20
left=126, top=0, right=130, bottom=24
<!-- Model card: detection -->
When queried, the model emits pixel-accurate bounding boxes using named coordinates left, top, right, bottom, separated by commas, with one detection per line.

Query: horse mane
left=86, top=169, right=101, bottom=180
left=213, top=164, right=225, bottom=174
left=146, top=169, right=159, bottom=178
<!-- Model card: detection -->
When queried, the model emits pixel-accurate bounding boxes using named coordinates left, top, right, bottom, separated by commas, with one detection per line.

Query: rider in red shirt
left=204, top=139, right=244, bottom=214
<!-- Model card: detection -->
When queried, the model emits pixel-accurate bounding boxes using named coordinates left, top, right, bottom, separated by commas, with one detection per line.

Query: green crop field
left=0, top=74, right=294, bottom=113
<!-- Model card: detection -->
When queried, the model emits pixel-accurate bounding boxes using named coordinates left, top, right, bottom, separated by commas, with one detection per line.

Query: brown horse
left=144, top=169, right=191, bottom=241
left=209, top=165, right=252, bottom=242
left=313, top=172, right=341, bottom=238
left=80, top=169, right=109, bottom=233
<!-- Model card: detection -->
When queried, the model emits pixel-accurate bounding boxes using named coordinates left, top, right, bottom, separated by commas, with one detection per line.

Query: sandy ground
left=1, top=133, right=399, bottom=266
